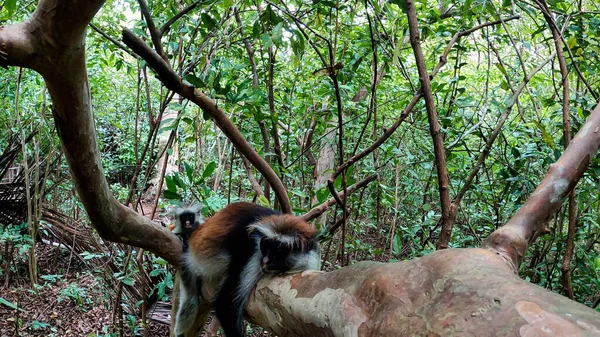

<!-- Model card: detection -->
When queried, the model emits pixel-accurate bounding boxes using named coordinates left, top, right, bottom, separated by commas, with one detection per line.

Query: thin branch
left=160, top=0, right=204, bottom=36
left=405, top=0, right=452, bottom=251
left=454, top=53, right=556, bottom=204
left=137, top=0, right=167, bottom=61
left=302, top=174, right=378, bottom=222
left=327, top=15, right=520, bottom=187
left=241, top=155, right=265, bottom=197
left=89, top=23, right=137, bottom=58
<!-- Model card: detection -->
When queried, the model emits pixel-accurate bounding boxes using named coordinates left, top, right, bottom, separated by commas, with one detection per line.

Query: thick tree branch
left=484, top=101, right=600, bottom=269
left=0, top=0, right=182, bottom=265
left=0, top=23, right=36, bottom=69
left=243, top=248, right=600, bottom=336
left=122, top=28, right=292, bottom=213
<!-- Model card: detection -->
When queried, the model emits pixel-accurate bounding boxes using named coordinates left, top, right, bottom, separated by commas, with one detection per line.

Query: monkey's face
left=180, top=213, right=196, bottom=229
left=259, top=238, right=294, bottom=275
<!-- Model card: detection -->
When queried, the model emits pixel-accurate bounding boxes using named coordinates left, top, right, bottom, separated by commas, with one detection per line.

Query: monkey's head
left=258, top=236, right=319, bottom=275
left=179, top=212, right=196, bottom=229
left=249, top=214, right=321, bottom=275
left=173, top=204, right=204, bottom=235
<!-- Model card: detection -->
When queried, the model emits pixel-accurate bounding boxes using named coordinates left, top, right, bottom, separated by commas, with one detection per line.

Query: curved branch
left=484, top=101, right=600, bottom=269
left=122, top=28, right=292, bottom=213
left=0, top=0, right=183, bottom=265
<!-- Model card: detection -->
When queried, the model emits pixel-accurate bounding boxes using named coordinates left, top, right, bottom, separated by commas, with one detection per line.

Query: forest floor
left=0, top=242, right=274, bottom=336
left=0, top=243, right=169, bottom=337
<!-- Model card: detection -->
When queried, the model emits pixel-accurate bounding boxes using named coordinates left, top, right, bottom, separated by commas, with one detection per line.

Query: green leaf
left=184, top=74, right=205, bottom=88
left=261, top=33, right=273, bottom=49
left=202, top=161, right=217, bottom=178
left=0, top=297, right=25, bottom=312
left=463, top=0, right=473, bottom=11
left=6, top=0, right=17, bottom=16
left=593, top=257, right=600, bottom=270
left=201, top=13, right=217, bottom=30
left=316, top=186, right=330, bottom=203
left=272, top=22, right=284, bottom=47
left=173, top=173, right=186, bottom=189
left=122, top=277, right=134, bottom=286
left=257, top=195, right=270, bottom=206
left=149, top=269, right=162, bottom=277
left=164, top=190, right=182, bottom=200
left=165, top=175, right=177, bottom=192
left=291, top=30, right=305, bottom=57
left=392, top=234, right=402, bottom=255
left=169, top=41, right=179, bottom=53
left=567, top=36, right=577, bottom=49
left=495, top=63, right=508, bottom=76
left=184, top=163, right=194, bottom=182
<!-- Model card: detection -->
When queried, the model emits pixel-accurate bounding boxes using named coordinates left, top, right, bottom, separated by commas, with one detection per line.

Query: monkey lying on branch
left=172, top=202, right=321, bottom=337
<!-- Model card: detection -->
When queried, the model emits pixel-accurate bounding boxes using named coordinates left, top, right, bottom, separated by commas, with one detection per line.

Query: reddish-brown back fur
left=258, top=214, right=315, bottom=236
left=187, top=202, right=315, bottom=256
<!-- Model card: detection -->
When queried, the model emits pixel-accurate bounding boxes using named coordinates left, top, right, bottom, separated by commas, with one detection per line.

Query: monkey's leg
left=174, top=268, right=202, bottom=336
left=214, top=273, right=247, bottom=337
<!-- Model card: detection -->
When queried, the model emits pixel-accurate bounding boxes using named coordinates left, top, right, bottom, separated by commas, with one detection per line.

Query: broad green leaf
left=203, top=161, right=217, bottom=178
left=164, top=190, right=182, bottom=200
left=6, top=0, right=17, bottom=16
left=165, top=175, right=177, bottom=192
left=257, top=195, right=270, bottom=206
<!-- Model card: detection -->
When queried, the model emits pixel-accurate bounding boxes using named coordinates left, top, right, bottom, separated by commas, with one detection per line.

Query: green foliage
left=58, top=283, right=91, bottom=309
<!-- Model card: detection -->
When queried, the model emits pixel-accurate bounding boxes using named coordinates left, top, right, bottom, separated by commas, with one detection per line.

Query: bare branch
left=484, top=101, right=600, bottom=269
left=137, top=0, right=167, bottom=61
left=302, top=174, right=377, bottom=222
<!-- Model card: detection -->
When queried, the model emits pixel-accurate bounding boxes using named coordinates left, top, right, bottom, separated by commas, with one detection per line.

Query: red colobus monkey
left=175, top=202, right=320, bottom=337
left=169, top=204, right=204, bottom=252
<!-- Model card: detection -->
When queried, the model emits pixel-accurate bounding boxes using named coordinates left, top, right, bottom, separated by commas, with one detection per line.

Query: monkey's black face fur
left=179, top=212, right=197, bottom=229
left=259, top=238, right=294, bottom=274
